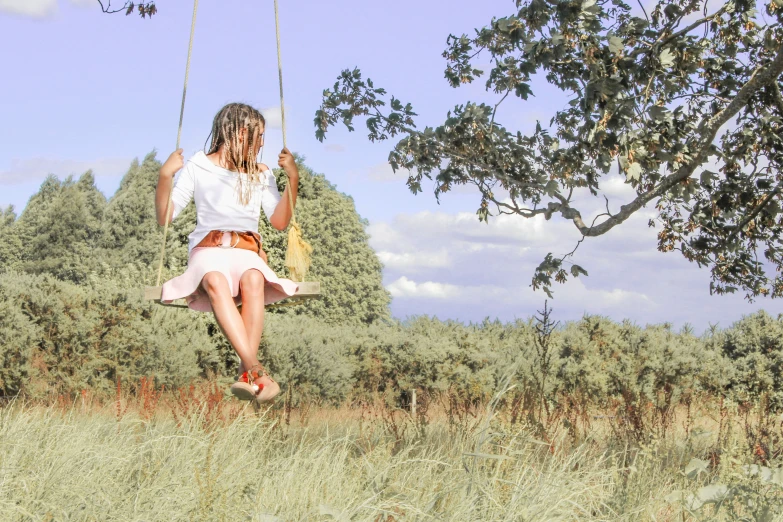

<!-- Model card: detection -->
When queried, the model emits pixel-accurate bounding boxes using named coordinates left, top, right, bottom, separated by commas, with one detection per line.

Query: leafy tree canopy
left=316, top=0, right=783, bottom=300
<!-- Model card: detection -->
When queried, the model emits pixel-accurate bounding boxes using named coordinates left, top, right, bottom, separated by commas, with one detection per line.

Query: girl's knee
left=201, top=272, right=229, bottom=294
left=240, top=270, right=265, bottom=295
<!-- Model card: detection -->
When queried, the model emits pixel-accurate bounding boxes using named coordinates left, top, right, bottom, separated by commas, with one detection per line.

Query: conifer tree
left=14, top=173, right=106, bottom=283
left=259, top=161, right=391, bottom=324
left=0, top=206, right=21, bottom=272
left=101, top=152, right=192, bottom=273
left=102, top=152, right=390, bottom=324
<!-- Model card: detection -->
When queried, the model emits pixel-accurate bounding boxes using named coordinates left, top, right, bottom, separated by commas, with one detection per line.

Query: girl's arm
left=155, top=149, right=185, bottom=226
left=269, top=148, right=300, bottom=231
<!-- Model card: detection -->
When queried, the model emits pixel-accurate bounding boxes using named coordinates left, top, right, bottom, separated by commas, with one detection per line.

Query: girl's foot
left=254, top=374, right=280, bottom=403
left=230, top=365, right=280, bottom=403
left=229, top=375, right=257, bottom=401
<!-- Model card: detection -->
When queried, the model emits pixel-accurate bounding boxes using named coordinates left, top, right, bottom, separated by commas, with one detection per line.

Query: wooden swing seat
left=143, top=281, right=320, bottom=309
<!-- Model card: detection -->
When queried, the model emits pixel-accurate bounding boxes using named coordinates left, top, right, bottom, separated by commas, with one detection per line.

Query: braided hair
left=204, top=103, right=266, bottom=205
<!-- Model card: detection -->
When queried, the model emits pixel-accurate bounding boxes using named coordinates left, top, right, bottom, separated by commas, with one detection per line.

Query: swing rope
left=155, top=0, right=199, bottom=288
left=154, top=0, right=311, bottom=288
left=274, top=0, right=312, bottom=282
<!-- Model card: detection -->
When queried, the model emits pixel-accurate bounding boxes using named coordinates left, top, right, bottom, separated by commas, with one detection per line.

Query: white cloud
left=597, top=174, right=636, bottom=201
left=0, top=157, right=133, bottom=185
left=382, top=209, right=577, bottom=248
left=555, top=278, right=654, bottom=311
left=386, top=276, right=460, bottom=300
left=261, top=106, right=283, bottom=129
left=0, top=0, right=57, bottom=17
left=385, top=272, right=656, bottom=324
left=377, top=249, right=451, bottom=271
left=347, top=162, right=416, bottom=183
left=0, top=0, right=125, bottom=18
left=355, top=162, right=406, bottom=183
left=324, top=143, right=345, bottom=153
left=367, top=163, right=400, bottom=182
left=370, top=201, right=783, bottom=330
left=367, top=221, right=407, bottom=250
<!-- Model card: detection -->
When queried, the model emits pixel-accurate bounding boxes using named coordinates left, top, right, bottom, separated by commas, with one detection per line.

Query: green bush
left=260, top=314, right=356, bottom=405
left=0, top=271, right=216, bottom=397
left=706, top=311, right=783, bottom=410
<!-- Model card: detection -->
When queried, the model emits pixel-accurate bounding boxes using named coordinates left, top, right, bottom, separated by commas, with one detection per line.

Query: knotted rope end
left=285, top=221, right=313, bottom=282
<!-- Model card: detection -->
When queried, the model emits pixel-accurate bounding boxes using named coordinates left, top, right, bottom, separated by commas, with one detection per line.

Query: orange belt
left=196, top=230, right=268, bottom=263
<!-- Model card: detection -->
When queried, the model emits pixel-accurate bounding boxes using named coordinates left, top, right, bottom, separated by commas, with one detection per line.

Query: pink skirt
left=160, top=247, right=298, bottom=312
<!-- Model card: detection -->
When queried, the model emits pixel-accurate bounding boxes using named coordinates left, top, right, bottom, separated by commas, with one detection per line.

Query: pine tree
left=101, top=151, right=390, bottom=323
left=14, top=175, right=63, bottom=251
left=100, top=152, right=192, bottom=277
left=14, top=173, right=106, bottom=283
left=0, top=206, right=21, bottom=271
left=8, top=151, right=390, bottom=324
left=259, top=160, right=391, bottom=324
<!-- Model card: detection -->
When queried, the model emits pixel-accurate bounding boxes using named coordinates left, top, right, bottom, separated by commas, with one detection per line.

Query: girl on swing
left=155, top=102, right=298, bottom=403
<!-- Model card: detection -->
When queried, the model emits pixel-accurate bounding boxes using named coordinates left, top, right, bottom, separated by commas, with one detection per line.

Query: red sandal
left=230, top=364, right=281, bottom=403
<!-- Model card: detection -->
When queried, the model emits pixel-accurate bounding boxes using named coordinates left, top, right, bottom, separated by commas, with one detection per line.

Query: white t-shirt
left=170, top=151, right=282, bottom=253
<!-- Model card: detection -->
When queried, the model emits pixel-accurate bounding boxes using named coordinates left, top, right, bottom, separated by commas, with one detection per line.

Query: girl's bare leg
left=201, top=271, right=258, bottom=373
left=235, top=269, right=279, bottom=400
left=237, top=269, right=265, bottom=375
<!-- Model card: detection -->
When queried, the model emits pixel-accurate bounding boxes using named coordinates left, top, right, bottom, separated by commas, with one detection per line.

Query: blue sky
left=1, top=0, right=782, bottom=331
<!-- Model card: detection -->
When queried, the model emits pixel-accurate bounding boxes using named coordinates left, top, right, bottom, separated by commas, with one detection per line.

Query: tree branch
left=772, top=81, right=783, bottom=115
left=659, top=7, right=727, bottom=48
left=487, top=193, right=549, bottom=218
left=632, top=7, right=727, bottom=59
left=97, top=0, right=128, bottom=13
left=722, top=180, right=783, bottom=245
left=636, top=0, right=650, bottom=23
left=97, top=1, right=157, bottom=17
left=562, top=43, right=783, bottom=237
left=490, top=90, right=511, bottom=132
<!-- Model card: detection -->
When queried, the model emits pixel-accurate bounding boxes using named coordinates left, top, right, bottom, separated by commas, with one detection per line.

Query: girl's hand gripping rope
left=161, top=148, right=184, bottom=178
left=155, top=148, right=185, bottom=226
left=278, top=148, right=298, bottom=179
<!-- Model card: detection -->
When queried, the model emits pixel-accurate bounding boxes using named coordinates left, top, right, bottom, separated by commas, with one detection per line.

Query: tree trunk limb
left=562, top=43, right=783, bottom=237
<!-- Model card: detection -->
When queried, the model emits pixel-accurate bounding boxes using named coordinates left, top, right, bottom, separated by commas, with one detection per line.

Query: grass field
left=1, top=383, right=782, bottom=522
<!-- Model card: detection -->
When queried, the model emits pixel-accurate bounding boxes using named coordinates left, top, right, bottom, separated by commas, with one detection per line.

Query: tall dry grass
left=3, top=382, right=781, bottom=522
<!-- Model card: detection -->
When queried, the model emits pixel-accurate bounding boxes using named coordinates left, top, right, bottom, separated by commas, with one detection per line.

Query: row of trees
left=0, top=151, right=396, bottom=398
left=0, top=152, right=390, bottom=324
left=1, top=267, right=782, bottom=442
